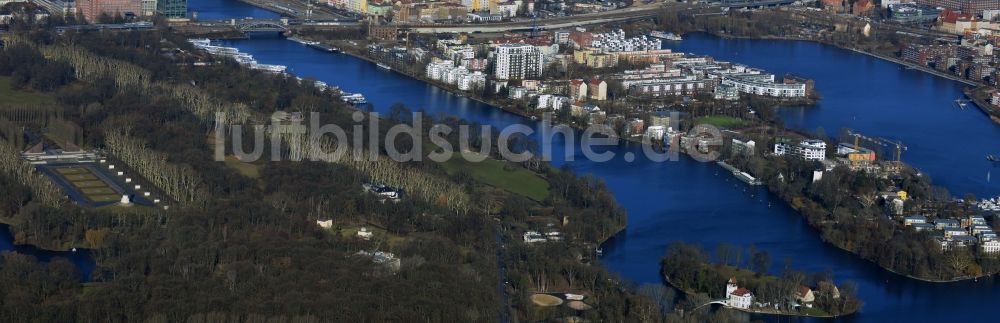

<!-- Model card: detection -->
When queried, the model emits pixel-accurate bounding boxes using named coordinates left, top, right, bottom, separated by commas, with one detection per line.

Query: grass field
left=224, top=155, right=261, bottom=179
left=55, top=166, right=121, bottom=203
left=0, top=76, right=56, bottom=106
left=73, top=180, right=108, bottom=188
left=440, top=152, right=550, bottom=202
left=694, top=116, right=750, bottom=129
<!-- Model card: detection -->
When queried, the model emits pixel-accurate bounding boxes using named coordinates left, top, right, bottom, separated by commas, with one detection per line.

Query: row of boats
left=287, top=36, right=340, bottom=52
left=649, top=31, right=683, bottom=41
left=189, top=38, right=367, bottom=105
left=977, top=197, right=1000, bottom=211
left=188, top=38, right=287, bottom=74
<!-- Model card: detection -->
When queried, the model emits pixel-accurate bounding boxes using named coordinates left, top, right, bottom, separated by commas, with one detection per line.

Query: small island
left=661, top=242, right=862, bottom=318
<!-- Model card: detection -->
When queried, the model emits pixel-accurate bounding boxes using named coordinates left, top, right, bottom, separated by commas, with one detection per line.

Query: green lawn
left=0, top=76, right=56, bottom=106
left=694, top=116, right=750, bottom=129
left=224, top=155, right=261, bottom=179
left=440, top=152, right=550, bottom=202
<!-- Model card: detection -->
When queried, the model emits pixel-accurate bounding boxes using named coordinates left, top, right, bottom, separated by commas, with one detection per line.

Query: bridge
left=719, top=0, right=797, bottom=8
left=236, top=20, right=289, bottom=32
left=691, top=299, right=729, bottom=312
left=402, top=4, right=668, bottom=33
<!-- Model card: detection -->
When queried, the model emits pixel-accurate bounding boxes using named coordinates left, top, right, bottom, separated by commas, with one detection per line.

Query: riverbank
left=304, top=37, right=672, bottom=147
left=964, top=87, right=1000, bottom=126
left=661, top=243, right=861, bottom=318
left=312, top=33, right=995, bottom=283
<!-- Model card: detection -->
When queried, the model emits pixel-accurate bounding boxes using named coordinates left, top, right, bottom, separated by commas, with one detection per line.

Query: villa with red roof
left=725, top=277, right=753, bottom=309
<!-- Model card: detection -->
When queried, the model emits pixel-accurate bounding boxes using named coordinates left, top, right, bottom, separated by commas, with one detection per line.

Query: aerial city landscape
left=2, top=0, right=1000, bottom=321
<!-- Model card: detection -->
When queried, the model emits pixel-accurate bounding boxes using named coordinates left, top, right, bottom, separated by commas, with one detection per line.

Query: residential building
left=370, top=26, right=399, bottom=41
left=944, top=228, right=969, bottom=239
left=732, top=138, right=756, bottom=157
left=493, top=44, right=543, bottom=80
left=357, top=227, right=373, bottom=240
left=366, top=2, right=393, bottom=16
left=714, top=83, right=740, bottom=100
left=972, top=224, right=992, bottom=235
left=458, top=71, right=486, bottom=91
left=914, top=0, right=1000, bottom=16
left=912, top=223, right=935, bottom=231
left=76, top=0, right=141, bottom=22
left=646, top=125, right=666, bottom=140
left=795, top=286, right=815, bottom=303
left=156, top=0, right=184, bottom=18
left=774, top=139, right=827, bottom=161
left=721, top=74, right=807, bottom=98
left=625, top=118, right=645, bottom=136
left=588, top=78, right=607, bottom=101
left=568, top=79, right=588, bottom=101
left=493, top=0, right=518, bottom=17
left=140, top=0, right=156, bottom=16
left=329, top=0, right=367, bottom=14
left=725, top=278, right=753, bottom=309
left=934, top=218, right=961, bottom=229
left=650, top=110, right=672, bottom=128
left=523, top=231, right=546, bottom=243
left=462, top=0, right=490, bottom=12
left=903, top=215, right=928, bottom=226
left=983, top=240, right=1000, bottom=253
left=536, top=94, right=568, bottom=110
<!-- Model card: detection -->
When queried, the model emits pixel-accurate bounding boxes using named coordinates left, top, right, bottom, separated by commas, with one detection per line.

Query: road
left=402, top=4, right=673, bottom=33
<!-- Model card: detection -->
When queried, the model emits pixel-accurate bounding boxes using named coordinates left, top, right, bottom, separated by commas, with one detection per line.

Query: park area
left=694, top=115, right=750, bottom=129
left=440, top=152, right=550, bottom=202
left=53, top=166, right=121, bottom=203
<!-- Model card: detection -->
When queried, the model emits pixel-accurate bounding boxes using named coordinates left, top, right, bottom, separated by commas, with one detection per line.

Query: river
left=188, top=1, right=1000, bottom=321
left=0, top=224, right=94, bottom=281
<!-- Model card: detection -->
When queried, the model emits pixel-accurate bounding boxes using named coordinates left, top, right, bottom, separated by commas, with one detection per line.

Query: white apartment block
left=493, top=44, right=543, bottom=80
left=774, top=139, right=826, bottom=161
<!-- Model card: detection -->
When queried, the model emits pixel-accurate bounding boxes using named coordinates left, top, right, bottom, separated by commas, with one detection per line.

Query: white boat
left=376, top=63, right=391, bottom=70
left=649, top=31, right=682, bottom=41
left=251, top=63, right=287, bottom=74
left=341, top=93, right=367, bottom=105
left=188, top=38, right=211, bottom=47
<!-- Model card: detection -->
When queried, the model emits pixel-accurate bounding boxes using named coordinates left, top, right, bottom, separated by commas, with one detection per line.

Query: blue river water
left=0, top=224, right=94, bottom=281
left=192, top=1, right=1000, bottom=320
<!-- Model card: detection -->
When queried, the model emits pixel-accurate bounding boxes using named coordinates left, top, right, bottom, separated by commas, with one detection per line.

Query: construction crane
left=842, top=128, right=877, bottom=152
left=530, top=13, right=539, bottom=38
left=876, top=137, right=907, bottom=170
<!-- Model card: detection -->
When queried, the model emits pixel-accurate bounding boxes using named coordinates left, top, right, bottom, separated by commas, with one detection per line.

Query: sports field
left=54, top=167, right=121, bottom=203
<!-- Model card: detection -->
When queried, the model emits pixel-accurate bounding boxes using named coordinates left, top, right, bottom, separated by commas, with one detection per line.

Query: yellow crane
left=876, top=137, right=907, bottom=170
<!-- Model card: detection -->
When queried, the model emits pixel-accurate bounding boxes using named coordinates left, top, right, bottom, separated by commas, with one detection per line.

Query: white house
left=982, top=240, right=1000, bottom=253
left=774, top=139, right=826, bottom=161
left=357, top=227, right=373, bottom=240
left=725, top=277, right=753, bottom=309
left=523, top=231, right=546, bottom=243
left=646, top=125, right=666, bottom=140
left=316, top=219, right=333, bottom=229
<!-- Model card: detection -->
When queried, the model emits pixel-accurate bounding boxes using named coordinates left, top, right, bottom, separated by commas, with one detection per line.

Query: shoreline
left=662, top=272, right=857, bottom=318
left=709, top=32, right=981, bottom=87
left=283, top=37, right=634, bottom=247
left=318, top=38, right=663, bottom=146
left=296, top=34, right=988, bottom=283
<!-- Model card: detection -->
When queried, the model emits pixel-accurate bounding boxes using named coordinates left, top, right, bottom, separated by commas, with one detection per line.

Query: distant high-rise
left=140, top=0, right=157, bottom=17
left=76, top=0, right=141, bottom=22
left=915, top=0, right=1000, bottom=15
left=157, top=0, right=186, bottom=19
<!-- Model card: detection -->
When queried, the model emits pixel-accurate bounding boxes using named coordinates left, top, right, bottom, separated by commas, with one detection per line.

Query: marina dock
left=718, top=161, right=763, bottom=185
